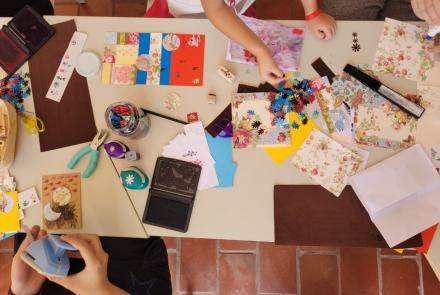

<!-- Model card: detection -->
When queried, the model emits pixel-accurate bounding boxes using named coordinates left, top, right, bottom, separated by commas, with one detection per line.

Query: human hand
left=411, top=0, right=440, bottom=24
left=11, top=225, right=47, bottom=295
left=307, top=13, right=337, bottom=40
left=256, top=50, right=284, bottom=84
left=46, top=234, right=122, bottom=295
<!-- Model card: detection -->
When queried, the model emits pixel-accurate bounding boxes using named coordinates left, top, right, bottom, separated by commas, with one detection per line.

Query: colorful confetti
left=0, top=72, right=31, bottom=112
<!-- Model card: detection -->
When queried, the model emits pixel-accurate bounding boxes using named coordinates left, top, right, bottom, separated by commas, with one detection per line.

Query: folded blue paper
left=206, top=133, right=237, bottom=188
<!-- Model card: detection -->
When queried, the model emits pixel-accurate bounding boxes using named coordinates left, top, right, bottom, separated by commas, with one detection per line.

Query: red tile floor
left=2, top=236, right=440, bottom=294
left=1, top=1, right=440, bottom=294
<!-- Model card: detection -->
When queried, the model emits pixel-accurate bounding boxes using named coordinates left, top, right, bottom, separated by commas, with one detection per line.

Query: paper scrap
left=18, top=187, right=40, bottom=210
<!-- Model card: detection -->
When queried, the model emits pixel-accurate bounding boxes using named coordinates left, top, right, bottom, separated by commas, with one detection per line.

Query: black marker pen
left=343, top=64, right=425, bottom=118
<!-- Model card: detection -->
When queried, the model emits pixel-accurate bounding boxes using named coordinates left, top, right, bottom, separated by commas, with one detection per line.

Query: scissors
left=67, top=130, right=108, bottom=178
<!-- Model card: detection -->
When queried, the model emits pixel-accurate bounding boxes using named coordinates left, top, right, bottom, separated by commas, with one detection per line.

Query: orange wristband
left=305, top=8, right=321, bottom=21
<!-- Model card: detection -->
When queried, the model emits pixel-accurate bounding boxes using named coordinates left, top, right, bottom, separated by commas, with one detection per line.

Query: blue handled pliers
left=67, top=130, right=108, bottom=178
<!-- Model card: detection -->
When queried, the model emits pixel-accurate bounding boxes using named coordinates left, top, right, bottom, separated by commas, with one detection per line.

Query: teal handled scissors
left=67, top=130, right=108, bottom=178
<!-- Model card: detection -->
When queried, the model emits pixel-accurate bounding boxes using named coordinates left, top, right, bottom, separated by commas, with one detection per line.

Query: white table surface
left=3, top=16, right=439, bottom=242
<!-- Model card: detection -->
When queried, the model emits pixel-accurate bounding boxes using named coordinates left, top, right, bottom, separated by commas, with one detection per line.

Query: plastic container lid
left=75, top=52, right=101, bottom=77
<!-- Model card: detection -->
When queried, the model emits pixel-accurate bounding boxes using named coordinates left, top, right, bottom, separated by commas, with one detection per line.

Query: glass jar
left=105, top=101, right=149, bottom=138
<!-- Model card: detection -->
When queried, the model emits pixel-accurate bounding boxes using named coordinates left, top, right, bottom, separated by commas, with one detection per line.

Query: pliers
left=67, top=130, right=108, bottom=178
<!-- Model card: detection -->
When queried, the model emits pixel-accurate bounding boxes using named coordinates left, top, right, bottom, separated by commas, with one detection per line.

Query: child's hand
left=256, top=51, right=284, bottom=84
left=307, top=13, right=337, bottom=40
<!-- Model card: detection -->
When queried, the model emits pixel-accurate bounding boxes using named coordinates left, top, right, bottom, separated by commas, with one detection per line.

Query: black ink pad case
left=0, top=5, right=55, bottom=76
left=142, top=157, right=201, bottom=232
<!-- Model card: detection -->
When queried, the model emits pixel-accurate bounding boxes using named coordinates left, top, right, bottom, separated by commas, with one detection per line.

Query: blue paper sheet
left=206, top=133, right=237, bottom=188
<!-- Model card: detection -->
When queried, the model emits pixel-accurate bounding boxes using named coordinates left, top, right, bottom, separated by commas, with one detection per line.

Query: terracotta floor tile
left=0, top=237, right=14, bottom=250
left=79, top=0, right=112, bottom=16
left=54, top=3, right=79, bottom=16
left=168, top=253, right=177, bottom=295
left=300, top=246, right=338, bottom=253
left=341, top=247, right=379, bottom=295
left=381, top=248, right=418, bottom=256
left=163, top=237, right=177, bottom=250
left=114, top=2, right=146, bottom=17
left=220, top=253, right=256, bottom=295
left=260, top=243, right=296, bottom=294
left=180, top=238, right=216, bottom=292
left=0, top=253, right=13, bottom=295
left=255, top=0, right=293, bottom=19
left=422, top=256, right=440, bottom=295
left=300, top=254, right=339, bottom=295
left=382, top=258, right=421, bottom=295
left=220, top=240, right=256, bottom=252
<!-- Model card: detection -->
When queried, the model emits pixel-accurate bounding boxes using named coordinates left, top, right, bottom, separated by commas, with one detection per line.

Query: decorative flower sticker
left=125, top=174, right=135, bottom=185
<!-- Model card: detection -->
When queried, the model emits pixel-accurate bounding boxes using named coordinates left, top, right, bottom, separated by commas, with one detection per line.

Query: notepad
left=350, top=144, right=440, bottom=247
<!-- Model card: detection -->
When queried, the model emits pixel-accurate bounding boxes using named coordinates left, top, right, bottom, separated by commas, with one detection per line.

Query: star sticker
left=352, top=43, right=361, bottom=52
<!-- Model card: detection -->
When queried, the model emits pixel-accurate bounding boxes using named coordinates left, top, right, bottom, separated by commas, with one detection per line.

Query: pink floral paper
left=227, top=15, right=304, bottom=71
left=291, top=129, right=363, bottom=197
left=373, top=18, right=435, bottom=83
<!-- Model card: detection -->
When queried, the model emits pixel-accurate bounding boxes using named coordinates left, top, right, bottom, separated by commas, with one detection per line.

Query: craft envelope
left=264, top=112, right=316, bottom=165
left=0, top=191, right=19, bottom=233
left=350, top=144, right=440, bottom=247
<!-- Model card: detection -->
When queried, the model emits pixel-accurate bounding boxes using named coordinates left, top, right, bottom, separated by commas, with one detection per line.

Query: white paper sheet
left=350, top=144, right=440, bottom=247
left=425, top=226, right=440, bottom=281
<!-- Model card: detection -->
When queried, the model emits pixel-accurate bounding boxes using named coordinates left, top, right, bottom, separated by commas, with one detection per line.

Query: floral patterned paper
left=373, top=18, right=435, bottom=83
left=227, top=16, right=304, bottom=71
left=332, top=73, right=417, bottom=149
left=232, top=92, right=291, bottom=148
left=291, top=129, right=363, bottom=197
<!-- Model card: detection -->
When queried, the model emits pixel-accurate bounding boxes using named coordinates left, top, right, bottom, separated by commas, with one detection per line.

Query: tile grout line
left=336, top=247, right=342, bottom=295
left=216, top=239, right=220, bottom=295
left=176, top=237, right=181, bottom=295
left=380, top=254, right=419, bottom=260
left=416, top=253, right=425, bottom=295
left=0, top=249, right=14, bottom=254
left=296, top=246, right=301, bottom=295
left=219, top=249, right=257, bottom=254
left=256, top=242, right=260, bottom=294
left=377, top=249, right=384, bottom=295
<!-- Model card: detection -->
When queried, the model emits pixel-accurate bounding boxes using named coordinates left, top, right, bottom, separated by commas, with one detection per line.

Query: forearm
left=201, top=0, right=270, bottom=58
left=301, top=0, right=319, bottom=15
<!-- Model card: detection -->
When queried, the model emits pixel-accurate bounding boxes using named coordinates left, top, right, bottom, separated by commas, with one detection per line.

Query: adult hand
left=46, top=234, right=128, bottom=295
left=411, top=0, right=440, bottom=24
left=256, top=50, right=284, bottom=85
left=307, top=13, right=337, bottom=41
left=11, top=225, right=47, bottom=295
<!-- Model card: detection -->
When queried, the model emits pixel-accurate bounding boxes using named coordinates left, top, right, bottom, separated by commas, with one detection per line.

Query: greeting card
left=227, top=16, right=304, bottom=71
left=232, top=92, right=291, bottom=148
left=291, top=129, right=363, bottom=197
left=42, top=173, right=81, bottom=230
left=0, top=191, right=19, bottom=233
left=372, top=18, right=439, bottom=84
left=102, top=32, right=205, bottom=86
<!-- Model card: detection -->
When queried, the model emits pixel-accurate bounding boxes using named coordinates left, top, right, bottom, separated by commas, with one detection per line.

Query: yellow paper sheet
left=0, top=192, right=20, bottom=233
left=264, top=112, right=316, bottom=165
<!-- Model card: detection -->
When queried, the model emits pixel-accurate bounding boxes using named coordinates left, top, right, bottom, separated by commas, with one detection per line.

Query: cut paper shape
left=373, top=18, right=440, bottom=85
left=232, top=92, right=290, bottom=148
left=42, top=173, right=81, bottom=230
left=350, top=144, right=440, bottom=247
left=416, top=224, right=438, bottom=254
left=227, top=15, right=304, bottom=71
left=0, top=191, right=19, bottom=233
left=291, top=129, right=363, bottom=197
left=206, top=134, right=237, bottom=188
left=102, top=32, right=205, bottom=86
left=264, top=112, right=316, bottom=165
left=162, top=121, right=218, bottom=190
left=18, top=187, right=40, bottom=210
